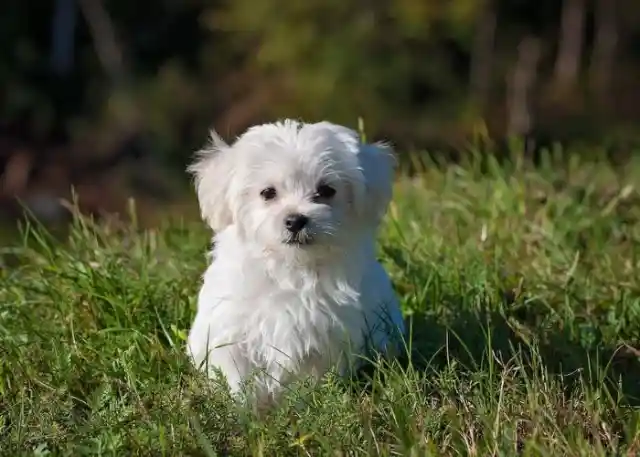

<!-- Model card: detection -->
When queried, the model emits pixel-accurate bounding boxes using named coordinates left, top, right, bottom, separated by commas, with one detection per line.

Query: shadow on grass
left=399, top=296, right=640, bottom=408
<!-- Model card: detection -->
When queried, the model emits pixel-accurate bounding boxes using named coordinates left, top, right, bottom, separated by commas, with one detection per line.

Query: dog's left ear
left=355, top=140, right=395, bottom=224
left=313, top=122, right=395, bottom=225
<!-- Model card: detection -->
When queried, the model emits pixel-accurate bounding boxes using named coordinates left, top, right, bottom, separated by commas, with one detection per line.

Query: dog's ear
left=312, top=121, right=395, bottom=225
left=188, top=131, right=236, bottom=232
left=356, top=141, right=395, bottom=225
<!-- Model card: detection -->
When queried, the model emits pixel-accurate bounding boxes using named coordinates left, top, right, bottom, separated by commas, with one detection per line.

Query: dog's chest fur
left=198, top=237, right=369, bottom=384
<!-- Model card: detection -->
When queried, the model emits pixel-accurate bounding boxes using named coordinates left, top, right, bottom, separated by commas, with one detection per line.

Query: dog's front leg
left=202, top=344, right=249, bottom=395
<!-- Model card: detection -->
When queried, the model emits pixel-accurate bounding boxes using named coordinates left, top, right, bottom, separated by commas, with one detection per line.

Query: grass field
left=2, top=147, right=640, bottom=456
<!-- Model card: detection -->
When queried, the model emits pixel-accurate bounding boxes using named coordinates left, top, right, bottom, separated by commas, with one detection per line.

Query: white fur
left=186, top=120, right=405, bottom=404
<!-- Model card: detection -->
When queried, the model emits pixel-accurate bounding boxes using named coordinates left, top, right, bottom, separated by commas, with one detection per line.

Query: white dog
left=186, top=120, right=405, bottom=405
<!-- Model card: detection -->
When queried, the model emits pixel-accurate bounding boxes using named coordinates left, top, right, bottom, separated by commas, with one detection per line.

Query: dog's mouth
left=283, top=233, right=314, bottom=246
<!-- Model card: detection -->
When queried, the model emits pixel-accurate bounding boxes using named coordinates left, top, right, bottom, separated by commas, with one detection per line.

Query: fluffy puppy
left=186, top=120, right=405, bottom=405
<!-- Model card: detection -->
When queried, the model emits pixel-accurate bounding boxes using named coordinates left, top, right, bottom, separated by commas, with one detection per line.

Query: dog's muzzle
left=283, top=235, right=313, bottom=246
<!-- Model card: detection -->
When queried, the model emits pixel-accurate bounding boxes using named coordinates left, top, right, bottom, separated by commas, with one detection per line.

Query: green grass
left=2, top=149, right=640, bottom=456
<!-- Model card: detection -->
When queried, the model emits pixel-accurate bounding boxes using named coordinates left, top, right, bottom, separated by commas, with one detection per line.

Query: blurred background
left=1, top=0, right=640, bottom=228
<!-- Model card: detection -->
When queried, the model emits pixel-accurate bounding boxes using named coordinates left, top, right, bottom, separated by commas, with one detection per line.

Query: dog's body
left=186, top=120, right=404, bottom=403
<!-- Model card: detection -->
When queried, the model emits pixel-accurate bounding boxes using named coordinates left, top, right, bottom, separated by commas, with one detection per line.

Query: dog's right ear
left=188, top=131, right=235, bottom=232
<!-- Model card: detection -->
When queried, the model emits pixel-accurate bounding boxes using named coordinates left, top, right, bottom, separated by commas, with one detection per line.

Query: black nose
left=284, top=213, right=309, bottom=233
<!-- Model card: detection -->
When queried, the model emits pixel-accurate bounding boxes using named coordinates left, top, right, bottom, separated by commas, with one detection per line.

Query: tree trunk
left=50, top=0, right=77, bottom=76
left=589, top=0, right=617, bottom=104
left=469, top=2, right=497, bottom=112
left=507, top=37, right=541, bottom=138
left=554, top=0, right=586, bottom=90
left=77, top=0, right=127, bottom=87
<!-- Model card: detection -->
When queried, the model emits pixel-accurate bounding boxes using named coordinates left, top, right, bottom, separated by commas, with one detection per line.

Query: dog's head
left=189, top=120, right=394, bottom=252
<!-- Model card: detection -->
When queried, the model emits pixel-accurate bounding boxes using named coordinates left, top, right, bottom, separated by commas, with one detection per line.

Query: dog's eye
left=260, top=187, right=277, bottom=201
left=314, top=184, right=336, bottom=201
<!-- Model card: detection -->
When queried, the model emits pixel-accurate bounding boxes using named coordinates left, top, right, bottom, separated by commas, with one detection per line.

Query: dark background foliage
left=1, top=0, right=639, bottom=224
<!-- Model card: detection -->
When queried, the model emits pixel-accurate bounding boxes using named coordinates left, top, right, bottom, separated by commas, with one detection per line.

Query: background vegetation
left=2, top=0, right=640, bottom=224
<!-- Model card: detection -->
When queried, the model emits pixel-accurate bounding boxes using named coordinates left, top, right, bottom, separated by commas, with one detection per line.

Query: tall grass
left=1, top=148, right=640, bottom=455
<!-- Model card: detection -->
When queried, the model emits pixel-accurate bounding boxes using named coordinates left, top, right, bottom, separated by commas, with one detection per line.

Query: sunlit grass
left=1, top=148, right=640, bottom=455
